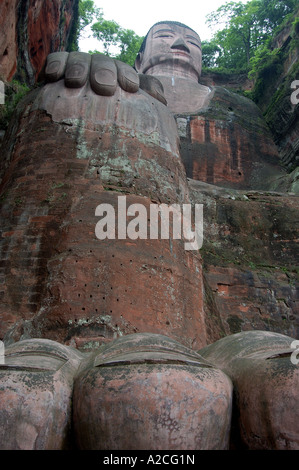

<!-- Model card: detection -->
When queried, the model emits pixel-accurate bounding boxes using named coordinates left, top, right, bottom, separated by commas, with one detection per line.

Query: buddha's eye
left=187, top=41, right=201, bottom=50
left=155, top=33, right=174, bottom=39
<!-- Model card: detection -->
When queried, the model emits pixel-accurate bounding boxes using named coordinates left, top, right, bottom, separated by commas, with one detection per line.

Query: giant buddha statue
left=134, top=21, right=211, bottom=113
left=43, top=20, right=284, bottom=188
left=0, top=20, right=298, bottom=450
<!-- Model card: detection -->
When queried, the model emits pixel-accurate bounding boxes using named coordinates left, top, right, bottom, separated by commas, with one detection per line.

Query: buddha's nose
left=171, top=37, right=190, bottom=53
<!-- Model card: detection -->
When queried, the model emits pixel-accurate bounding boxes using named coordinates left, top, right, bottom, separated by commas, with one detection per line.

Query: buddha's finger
left=139, top=74, right=167, bottom=106
left=90, top=55, right=117, bottom=96
left=115, top=60, right=139, bottom=93
left=64, top=52, right=91, bottom=88
left=45, top=52, right=69, bottom=82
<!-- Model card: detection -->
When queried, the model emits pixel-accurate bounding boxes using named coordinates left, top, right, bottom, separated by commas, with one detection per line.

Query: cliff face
left=0, top=4, right=298, bottom=350
left=177, top=87, right=284, bottom=191
left=0, top=1, right=18, bottom=82
left=0, top=0, right=78, bottom=85
left=252, top=8, right=299, bottom=176
left=0, top=85, right=206, bottom=351
left=190, top=181, right=298, bottom=341
left=200, top=70, right=254, bottom=94
left=198, top=9, right=299, bottom=186
left=0, top=5, right=298, bottom=453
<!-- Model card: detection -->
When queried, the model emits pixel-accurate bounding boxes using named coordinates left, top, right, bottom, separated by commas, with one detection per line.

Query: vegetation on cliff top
left=75, top=0, right=144, bottom=66
left=202, top=0, right=298, bottom=74
left=0, top=80, right=30, bottom=131
left=75, top=0, right=298, bottom=83
left=1, top=1, right=297, bottom=135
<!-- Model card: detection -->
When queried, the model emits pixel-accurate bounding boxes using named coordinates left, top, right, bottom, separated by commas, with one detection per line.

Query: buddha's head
left=134, top=21, right=202, bottom=81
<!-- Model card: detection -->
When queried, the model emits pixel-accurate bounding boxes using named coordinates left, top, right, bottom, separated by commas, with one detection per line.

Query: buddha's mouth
left=171, top=50, right=190, bottom=58
left=140, top=53, right=200, bottom=78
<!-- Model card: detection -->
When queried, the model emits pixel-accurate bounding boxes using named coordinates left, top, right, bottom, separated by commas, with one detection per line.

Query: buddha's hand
left=45, top=52, right=167, bottom=105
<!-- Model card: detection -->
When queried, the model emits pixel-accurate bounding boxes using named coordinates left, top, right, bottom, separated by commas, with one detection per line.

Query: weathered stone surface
left=0, top=338, right=83, bottom=449
left=178, top=87, right=285, bottom=190
left=190, top=180, right=299, bottom=340
left=134, top=22, right=212, bottom=115
left=73, top=333, right=233, bottom=450
left=200, top=331, right=299, bottom=450
left=0, top=15, right=298, bottom=452
left=0, top=0, right=78, bottom=84
left=252, top=7, right=299, bottom=173
left=200, top=70, right=254, bottom=93
left=134, top=21, right=286, bottom=191
left=0, top=82, right=207, bottom=351
left=0, top=0, right=18, bottom=82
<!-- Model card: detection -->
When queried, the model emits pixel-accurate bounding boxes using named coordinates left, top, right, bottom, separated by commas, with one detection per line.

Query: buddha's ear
left=134, top=52, right=143, bottom=73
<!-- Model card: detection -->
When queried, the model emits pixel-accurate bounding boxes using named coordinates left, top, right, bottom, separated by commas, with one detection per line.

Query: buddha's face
left=135, top=23, right=202, bottom=80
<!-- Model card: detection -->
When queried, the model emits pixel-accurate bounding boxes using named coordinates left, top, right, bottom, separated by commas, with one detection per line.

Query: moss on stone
left=0, top=80, right=31, bottom=131
left=227, top=315, right=243, bottom=334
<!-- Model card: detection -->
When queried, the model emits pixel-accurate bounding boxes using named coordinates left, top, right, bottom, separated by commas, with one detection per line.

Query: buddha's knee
left=73, top=333, right=233, bottom=450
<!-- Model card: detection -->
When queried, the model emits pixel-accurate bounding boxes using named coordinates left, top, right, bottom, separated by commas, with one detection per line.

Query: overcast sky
left=79, top=0, right=250, bottom=52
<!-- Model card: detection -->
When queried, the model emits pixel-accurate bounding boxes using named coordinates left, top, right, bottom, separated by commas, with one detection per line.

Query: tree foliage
left=77, top=1, right=297, bottom=71
left=91, top=18, right=120, bottom=55
left=202, top=0, right=298, bottom=72
left=201, top=40, right=221, bottom=68
left=91, top=18, right=143, bottom=65
left=78, top=0, right=102, bottom=35
left=115, top=28, right=144, bottom=66
left=77, top=0, right=143, bottom=66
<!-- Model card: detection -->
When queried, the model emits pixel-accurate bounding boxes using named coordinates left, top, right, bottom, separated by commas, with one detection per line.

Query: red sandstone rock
left=200, top=330, right=299, bottom=450
left=133, top=22, right=284, bottom=191
left=0, top=0, right=18, bottom=82
left=27, top=0, right=74, bottom=83
left=178, top=87, right=283, bottom=190
left=0, top=338, right=83, bottom=450
left=189, top=180, right=299, bottom=340
left=0, top=82, right=207, bottom=351
left=0, top=0, right=77, bottom=84
left=73, top=333, right=233, bottom=450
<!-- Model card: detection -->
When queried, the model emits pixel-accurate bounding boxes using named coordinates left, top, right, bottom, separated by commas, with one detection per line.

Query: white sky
left=79, top=0, right=250, bottom=52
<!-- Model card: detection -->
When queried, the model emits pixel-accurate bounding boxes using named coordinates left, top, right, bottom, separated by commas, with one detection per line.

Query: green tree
left=256, top=0, right=298, bottom=32
left=76, top=1, right=143, bottom=66
left=204, top=0, right=298, bottom=72
left=91, top=18, right=121, bottom=55
left=201, top=40, right=221, bottom=68
left=115, top=29, right=144, bottom=66
left=206, top=1, right=267, bottom=70
left=78, top=0, right=102, bottom=36
left=91, top=20, right=143, bottom=66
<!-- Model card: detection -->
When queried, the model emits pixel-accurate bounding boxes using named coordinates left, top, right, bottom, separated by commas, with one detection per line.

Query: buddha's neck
left=144, top=64, right=200, bottom=83
left=147, top=75, right=212, bottom=114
